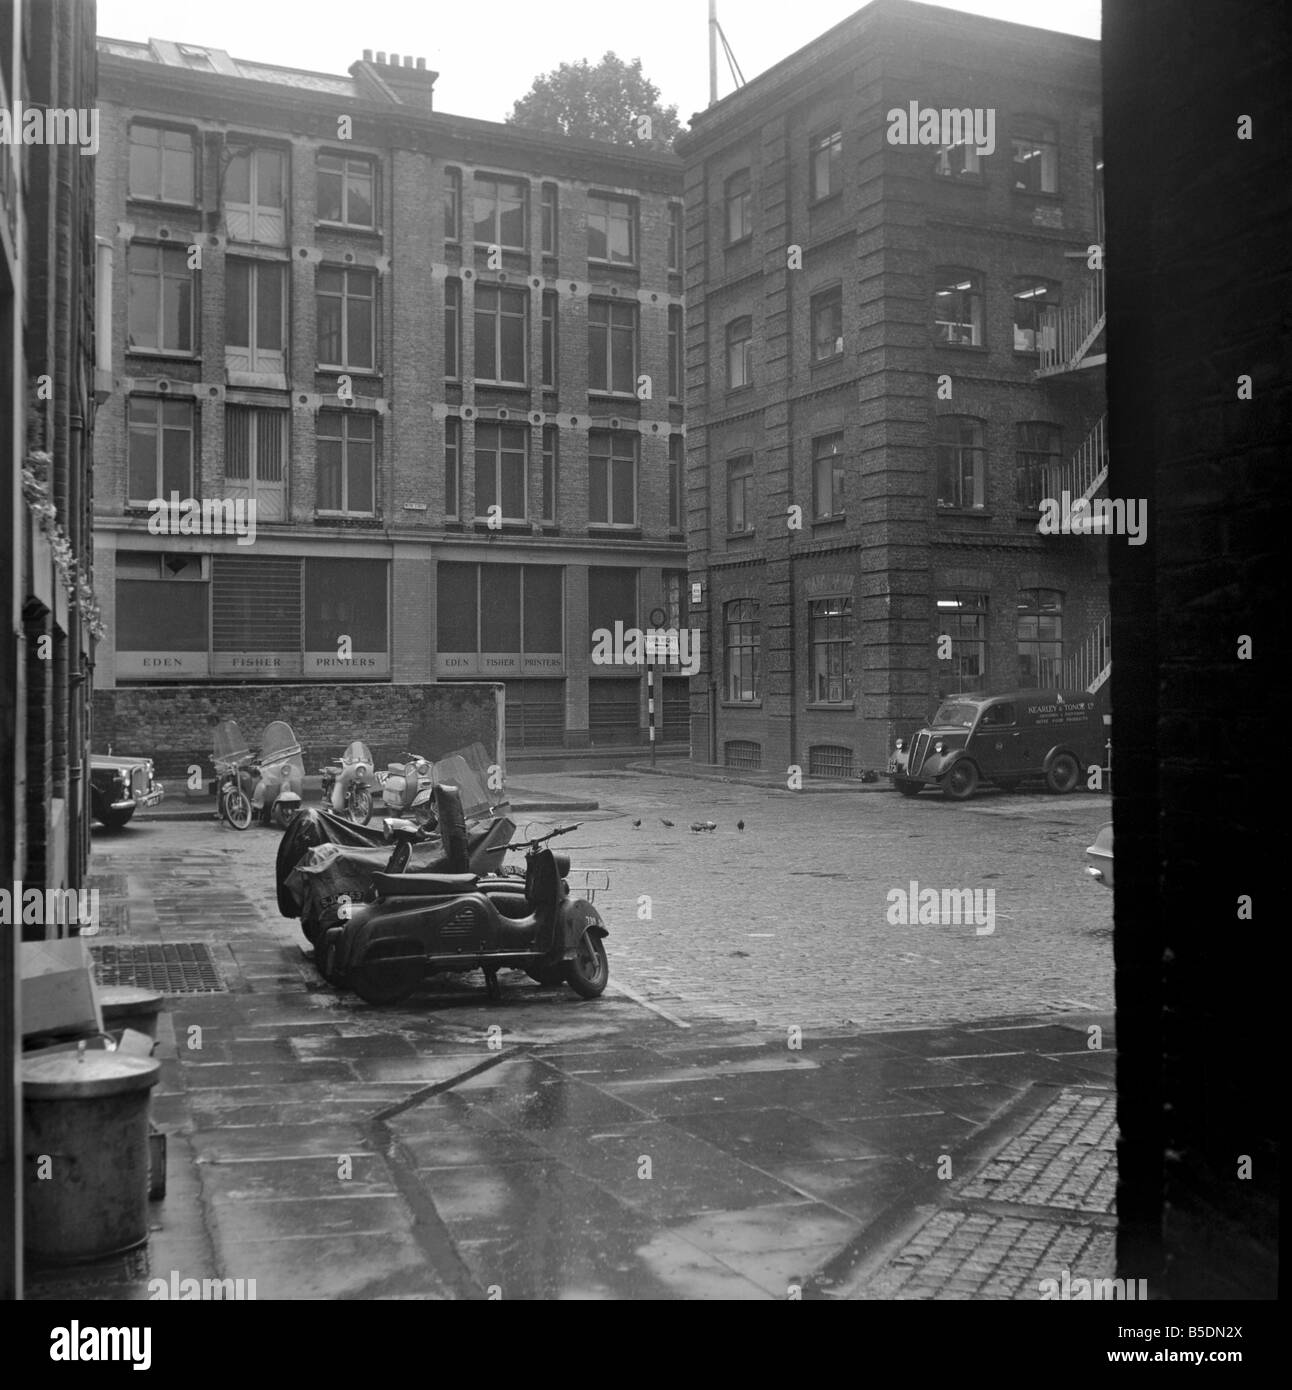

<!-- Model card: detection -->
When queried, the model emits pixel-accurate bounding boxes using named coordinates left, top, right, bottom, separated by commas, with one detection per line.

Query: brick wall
left=91, top=681, right=503, bottom=781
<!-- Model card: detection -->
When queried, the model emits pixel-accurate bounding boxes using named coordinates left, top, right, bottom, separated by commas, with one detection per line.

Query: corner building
left=676, top=0, right=1109, bottom=777
left=93, top=39, right=686, bottom=750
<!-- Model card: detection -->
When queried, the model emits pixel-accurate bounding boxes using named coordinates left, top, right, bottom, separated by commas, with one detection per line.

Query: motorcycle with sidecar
left=317, top=784, right=610, bottom=1007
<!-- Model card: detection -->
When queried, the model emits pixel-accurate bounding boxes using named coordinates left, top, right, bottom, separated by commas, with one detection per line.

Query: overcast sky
left=94, top=0, right=1101, bottom=127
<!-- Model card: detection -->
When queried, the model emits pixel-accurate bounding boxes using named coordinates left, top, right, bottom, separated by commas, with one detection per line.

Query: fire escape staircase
left=1062, top=613, right=1111, bottom=695
left=1037, top=413, right=1109, bottom=533
left=1036, top=267, right=1106, bottom=377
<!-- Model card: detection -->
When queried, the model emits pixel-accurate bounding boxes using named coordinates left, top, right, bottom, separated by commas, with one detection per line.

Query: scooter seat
left=373, top=871, right=478, bottom=898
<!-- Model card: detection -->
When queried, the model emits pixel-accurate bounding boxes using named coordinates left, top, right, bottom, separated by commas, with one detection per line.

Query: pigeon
left=690, top=820, right=717, bottom=832
left=660, top=818, right=674, bottom=827
left=632, top=819, right=642, bottom=828
left=737, top=819, right=745, bottom=831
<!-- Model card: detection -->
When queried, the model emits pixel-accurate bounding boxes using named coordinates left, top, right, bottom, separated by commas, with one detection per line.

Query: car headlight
left=934, top=740, right=945, bottom=755
left=894, top=738, right=905, bottom=752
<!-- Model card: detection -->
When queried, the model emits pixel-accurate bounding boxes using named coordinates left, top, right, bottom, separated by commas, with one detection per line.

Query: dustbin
left=97, top=985, right=164, bottom=1043
left=22, top=1048, right=161, bottom=1263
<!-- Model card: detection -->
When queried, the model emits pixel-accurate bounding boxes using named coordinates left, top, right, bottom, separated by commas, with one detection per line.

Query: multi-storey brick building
left=92, top=38, right=686, bottom=751
left=676, top=0, right=1109, bottom=777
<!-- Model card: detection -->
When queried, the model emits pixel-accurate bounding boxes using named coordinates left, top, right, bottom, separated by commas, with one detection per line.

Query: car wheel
left=942, top=760, right=980, bottom=801
left=1045, top=752, right=1081, bottom=794
left=99, top=808, right=135, bottom=831
left=893, top=778, right=923, bottom=798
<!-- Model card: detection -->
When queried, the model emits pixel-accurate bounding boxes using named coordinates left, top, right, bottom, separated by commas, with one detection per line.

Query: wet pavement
left=26, top=771, right=1118, bottom=1300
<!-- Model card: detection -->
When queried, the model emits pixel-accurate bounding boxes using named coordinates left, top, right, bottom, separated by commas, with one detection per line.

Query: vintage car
left=90, top=754, right=164, bottom=829
left=889, top=688, right=1106, bottom=800
left=1085, top=822, right=1113, bottom=889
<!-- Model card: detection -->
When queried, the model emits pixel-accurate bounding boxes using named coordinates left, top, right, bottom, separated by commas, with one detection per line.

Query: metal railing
left=1062, top=614, right=1111, bottom=694
left=1037, top=270, right=1106, bottom=375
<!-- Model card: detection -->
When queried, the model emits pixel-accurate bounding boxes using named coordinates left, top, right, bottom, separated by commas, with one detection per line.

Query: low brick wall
left=91, top=683, right=504, bottom=781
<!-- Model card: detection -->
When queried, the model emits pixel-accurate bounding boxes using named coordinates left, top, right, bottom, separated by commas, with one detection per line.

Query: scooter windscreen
left=212, top=719, right=253, bottom=773
left=258, top=721, right=305, bottom=791
left=341, top=740, right=373, bottom=770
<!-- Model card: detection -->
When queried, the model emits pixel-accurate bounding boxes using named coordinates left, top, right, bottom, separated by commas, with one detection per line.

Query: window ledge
left=722, top=701, right=763, bottom=709
left=317, top=221, right=383, bottom=237
left=726, top=530, right=756, bottom=540
left=587, top=526, right=642, bottom=539
left=472, top=520, right=533, bottom=534
left=810, top=354, right=845, bottom=368
left=805, top=702, right=856, bottom=712
left=809, top=192, right=843, bottom=209
left=126, top=348, right=200, bottom=362
left=937, top=508, right=994, bottom=518
left=1010, top=188, right=1063, bottom=201
left=933, top=342, right=989, bottom=353
left=724, top=236, right=752, bottom=251
left=126, top=197, right=199, bottom=214
left=812, top=515, right=846, bottom=528
left=587, top=258, right=638, bottom=269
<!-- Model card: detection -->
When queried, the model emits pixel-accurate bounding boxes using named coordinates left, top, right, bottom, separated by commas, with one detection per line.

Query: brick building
left=676, top=0, right=1109, bottom=777
left=92, top=38, right=686, bottom=751
left=2, top=0, right=102, bottom=1302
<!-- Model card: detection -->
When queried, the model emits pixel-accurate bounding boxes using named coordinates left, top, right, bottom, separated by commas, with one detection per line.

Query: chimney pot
left=363, top=48, right=373, bottom=61
left=417, top=57, right=426, bottom=70
left=391, top=53, right=399, bottom=65
left=404, top=54, right=413, bottom=67
left=376, top=51, right=386, bottom=63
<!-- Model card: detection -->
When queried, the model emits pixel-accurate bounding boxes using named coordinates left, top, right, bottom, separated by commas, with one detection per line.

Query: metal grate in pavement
left=90, top=942, right=227, bottom=993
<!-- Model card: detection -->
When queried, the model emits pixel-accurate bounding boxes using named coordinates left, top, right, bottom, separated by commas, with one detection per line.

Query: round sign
left=648, top=607, right=667, bottom=627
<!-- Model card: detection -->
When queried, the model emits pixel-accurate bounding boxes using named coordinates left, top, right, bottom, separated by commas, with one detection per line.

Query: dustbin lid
left=97, top=985, right=164, bottom=1018
left=22, top=1051, right=160, bottom=1100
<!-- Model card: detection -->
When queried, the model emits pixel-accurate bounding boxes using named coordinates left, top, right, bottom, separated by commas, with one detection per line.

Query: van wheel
left=942, top=761, right=980, bottom=800
left=1045, top=753, right=1081, bottom=794
left=893, top=778, right=923, bottom=798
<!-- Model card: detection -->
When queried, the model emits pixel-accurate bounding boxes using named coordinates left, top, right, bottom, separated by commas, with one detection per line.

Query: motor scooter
left=319, top=784, right=609, bottom=1007
left=212, top=719, right=257, bottom=831
left=377, top=751, right=435, bottom=826
left=277, top=802, right=517, bottom=947
left=320, top=740, right=374, bottom=824
left=253, top=720, right=306, bottom=829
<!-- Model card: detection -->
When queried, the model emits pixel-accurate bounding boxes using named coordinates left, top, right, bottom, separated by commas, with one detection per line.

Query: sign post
left=645, top=607, right=669, bottom=769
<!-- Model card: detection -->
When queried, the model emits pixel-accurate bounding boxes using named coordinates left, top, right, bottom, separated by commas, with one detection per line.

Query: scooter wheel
left=222, top=788, right=253, bottom=830
left=352, top=945, right=422, bottom=1006
left=565, top=931, right=609, bottom=1000
left=273, top=801, right=300, bottom=830
left=316, top=936, right=345, bottom=987
left=347, top=788, right=374, bottom=825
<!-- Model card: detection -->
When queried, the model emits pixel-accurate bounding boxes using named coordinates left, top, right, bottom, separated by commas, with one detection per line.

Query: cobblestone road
left=109, top=770, right=1112, bottom=1033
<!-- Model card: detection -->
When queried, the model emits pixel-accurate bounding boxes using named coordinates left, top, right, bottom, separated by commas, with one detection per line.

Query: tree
left=506, top=52, right=681, bottom=151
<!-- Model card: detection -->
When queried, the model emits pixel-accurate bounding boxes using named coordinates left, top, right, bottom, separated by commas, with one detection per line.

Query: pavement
left=26, top=771, right=1121, bottom=1301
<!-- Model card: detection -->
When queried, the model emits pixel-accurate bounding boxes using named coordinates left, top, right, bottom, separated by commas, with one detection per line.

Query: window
left=317, top=152, right=375, bottom=228
left=127, top=244, right=194, bottom=353
left=811, top=286, right=843, bottom=361
left=668, top=202, right=683, bottom=271
left=727, top=454, right=754, bottom=534
left=934, top=268, right=984, bottom=346
left=1093, top=136, right=1105, bottom=246
left=445, top=417, right=461, bottom=519
left=1012, top=119, right=1059, bottom=195
left=725, top=170, right=751, bottom=244
left=225, top=146, right=285, bottom=243
left=937, top=593, right=987, bottom=686
left=810, top=128, right=842, bottom=201
left=128, top=124, right=195, bottom=203
left=474, top=423, right=527, bottom=521
left=726, top=316, right=752, bottom=389
left=936, top=416, right=986, bottom=510
left=587, top=193, right=635, bottom=263
left=444, top=168, right=461, bottom=241
left=473, top=174, right=527, bottom=249
left=724, top=599, right=760, bottom=702
left=317, top=411, right=375, bottom=514
left=128, top=398, right=194, bottom=502
left=812, top=432, right=845, bottom=519
left=664, top=569, right=689, bottom=632
left=541, top=291, right=557, bottom=388
left=541, top=426, right=559, bottom=521
left=541, top=183, right=558, bottom=254
left=935, top=132, right=983, bottom=180
left=979, top=701, right=1015, bottom=728
left=444, top=277, right=461, bottom=378
left=588, top=431, right=638, bottom=526
left=474, top=284, right=528, bottom=384
left=225, top=406, right=287, bottom=520
left=225, top=260, right=285, bottom=373
left=668, top=305, right=683, bottom=399
left=588, top=299, right=637, bottom=394
left=1015, top=421, right=1062, bottom=509
left=1017, top=588, right=1063, bottom=686
left=1013, top=279, right=1059, bottom=352
left=316, top=267, right=375, bottom=370
left=668, top=435, right=684, bottom=532
left=809, top=596, right=854, bottom=703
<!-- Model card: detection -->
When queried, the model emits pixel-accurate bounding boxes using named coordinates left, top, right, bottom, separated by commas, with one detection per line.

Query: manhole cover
left=90, top=943, right=227, bottom=993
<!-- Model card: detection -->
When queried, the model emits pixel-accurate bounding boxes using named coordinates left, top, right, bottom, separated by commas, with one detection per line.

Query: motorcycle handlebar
left=509, top=823, right=580, bottom=852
